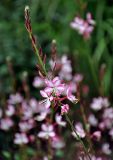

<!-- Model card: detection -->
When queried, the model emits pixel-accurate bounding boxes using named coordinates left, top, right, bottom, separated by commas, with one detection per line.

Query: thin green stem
left=80, top=104, right=94, bottom=154
left=65, top=114, right=91, bottom=160
left=29, top=32, right=47, bottom=76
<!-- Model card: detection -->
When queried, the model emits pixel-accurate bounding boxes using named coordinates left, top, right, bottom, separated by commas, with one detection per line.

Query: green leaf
left=93, top=38, right=106, bottom=66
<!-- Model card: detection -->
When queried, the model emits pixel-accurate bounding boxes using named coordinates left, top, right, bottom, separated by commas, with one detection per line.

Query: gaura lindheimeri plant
left=0, top=7, right=113, bottom=160
left=1, top=5, right=112, bottom=160
left=24, top=6, right=92, bottom=160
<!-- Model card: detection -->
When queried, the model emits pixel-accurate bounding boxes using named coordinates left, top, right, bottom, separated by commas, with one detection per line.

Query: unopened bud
left=52, top=39, right=56, bottom=44
left=25, top=6, right=29, bottom=12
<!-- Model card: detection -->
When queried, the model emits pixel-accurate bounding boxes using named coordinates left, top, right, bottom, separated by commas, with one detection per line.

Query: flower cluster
left=70, top=13, right=95, bottom=39
left=88, top=97, right=113, bottom=156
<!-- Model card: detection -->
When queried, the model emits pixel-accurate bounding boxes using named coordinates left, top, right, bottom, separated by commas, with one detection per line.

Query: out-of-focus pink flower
left=103, top=108, right=113, bottom=119
left=0, top=118, right=13, bottom=130
left=8, top=93, right=23, bottom=104
left=91, top=131, right=101, bottom=141
left=22, top=101, right=33, bottom=120
left=86, top=13, right=95, bottom=25
left=43, top=157, right=48, bottom=160
left=90, top=156, right=102, bottom=160
left=73, top=74, right=83, bottom=83
left=33, top=76, right=44, bottom=88
left=14, top=133, right=29, bottom=145
left=29, top=98, right=38, bottom=113
left=35, top=109, right=49, bottom=121
left=44, top=77, right=65, bottom=96
left=67, top=87, right=78, bottom=103
left=103, top=118, right=112, bottom=129
left=59, top=55, right=72, bottom=81
left=72, top=122, right=86, bottom=138
left=51, top=136, right=65, bottom=149
left=55, top=114, right=66, bottom=127
left=70, top=13, right=95, bottom=39
left=61, top=104, right=69, bottom=115
left=102, top=143, right=111, bottom=155
left=40, top=90, right=53, bottom=109
left=90, top=97, right=109, bottom=111
left=19, top=119, right=34, bottom=132
left=88, top=114, right=98, bottom=127
left=38, top=124, right=55, bottom=139
left=5, top=105, right=15, bottom=117
left=99, top=122, right=106, bottom=130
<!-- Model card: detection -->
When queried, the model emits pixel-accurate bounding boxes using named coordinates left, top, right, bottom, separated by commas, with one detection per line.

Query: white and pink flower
left=72, top=122, right=86, bottom=138
left=44, top=77, right=65, bottom=96
left=8, top=93, right=23, bottom=105
left=55, top=114, right=66, bottom=127
left=67, top=87, right=78, bottom=103
left=5, top=105, right=15, bottom=117
left=0, top=118, right=14, bottom=131
left=14, top=133, right=29, bottom=145
left=70, top=13, right=95, bottom=39
left=61, top=104, right=69, bottom=115
left=33, top=76, right=44, bottom=88
left=40, top=90, right=53, bottom=109
left=38, top=124, right=55, bottom=139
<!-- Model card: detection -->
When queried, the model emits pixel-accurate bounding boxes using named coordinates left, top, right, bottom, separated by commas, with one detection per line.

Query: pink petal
left=40, top=90, right=48, bottom=98
left=42, top=124, right=48, bottom=131
left=53, top=77, right=61, bottom=86
left=38, top=132, right=47, bottom=138
left=49, top=132, right=55, bottom=137
left=48, top=125, right=54, bottom=132
left=45, top=99, right=51, bottom=109
left=45, top=79, right=53, bottom=87
left=44, top=87, right=53, bottom=95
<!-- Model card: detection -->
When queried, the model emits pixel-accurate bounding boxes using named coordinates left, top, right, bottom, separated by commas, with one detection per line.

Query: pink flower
left=0, top=118, right=13, bottom=131
left=35, top=109, right=49, bottom=121
left=59, top=55, right=72, bottom=81
left=70, top=13, right=95, bottom=39
left=67, top=87, right=78, bottom=103
left=61, top=104, right=69, bottom=115
left=55, top=114, right=66, bottom=127
left=90, top=97, right=109, bottom=111
left=88, top=114, right=98, bottom=127
left=29, top=98, right=38, bottom=113
left=40, top=90, right=53, bottom=108
left=33, top=76, right=44, bottom=88
left=73, top=74, right=83, bottom=83
left=19, top=119, right=34, bottom=132
left=5, top=105, right=15, bottom=117
left=102, top=143, right=111, bottom=155
left=43, top=157, right=48, bottom=160
left=14, top=133, right=29, bottom=145
left=38, top=124, right=55, bottom=139
left=51, top=136, right=65, bottom=149
left=35, top=112, right=47, bottom=121
left=22, top=101, right=33, bottom=120
left=72, top=122, right=86, bottom=138
left=8, top=93, right=23, bottom=104
left=86, top=13, right=95, bottom=25
left=91, top=131, right=101, bottom=141
left=44, top=77, right=65, bottom=96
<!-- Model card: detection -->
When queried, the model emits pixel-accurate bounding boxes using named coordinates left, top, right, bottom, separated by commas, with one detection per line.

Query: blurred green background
left=0, top=0, right=113, bottom=97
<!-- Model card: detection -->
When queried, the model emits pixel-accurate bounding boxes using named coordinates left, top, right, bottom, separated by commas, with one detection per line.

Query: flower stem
left=80, top=104, right=94, bottom=154
left=65, top=114, right=91, bottom=160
